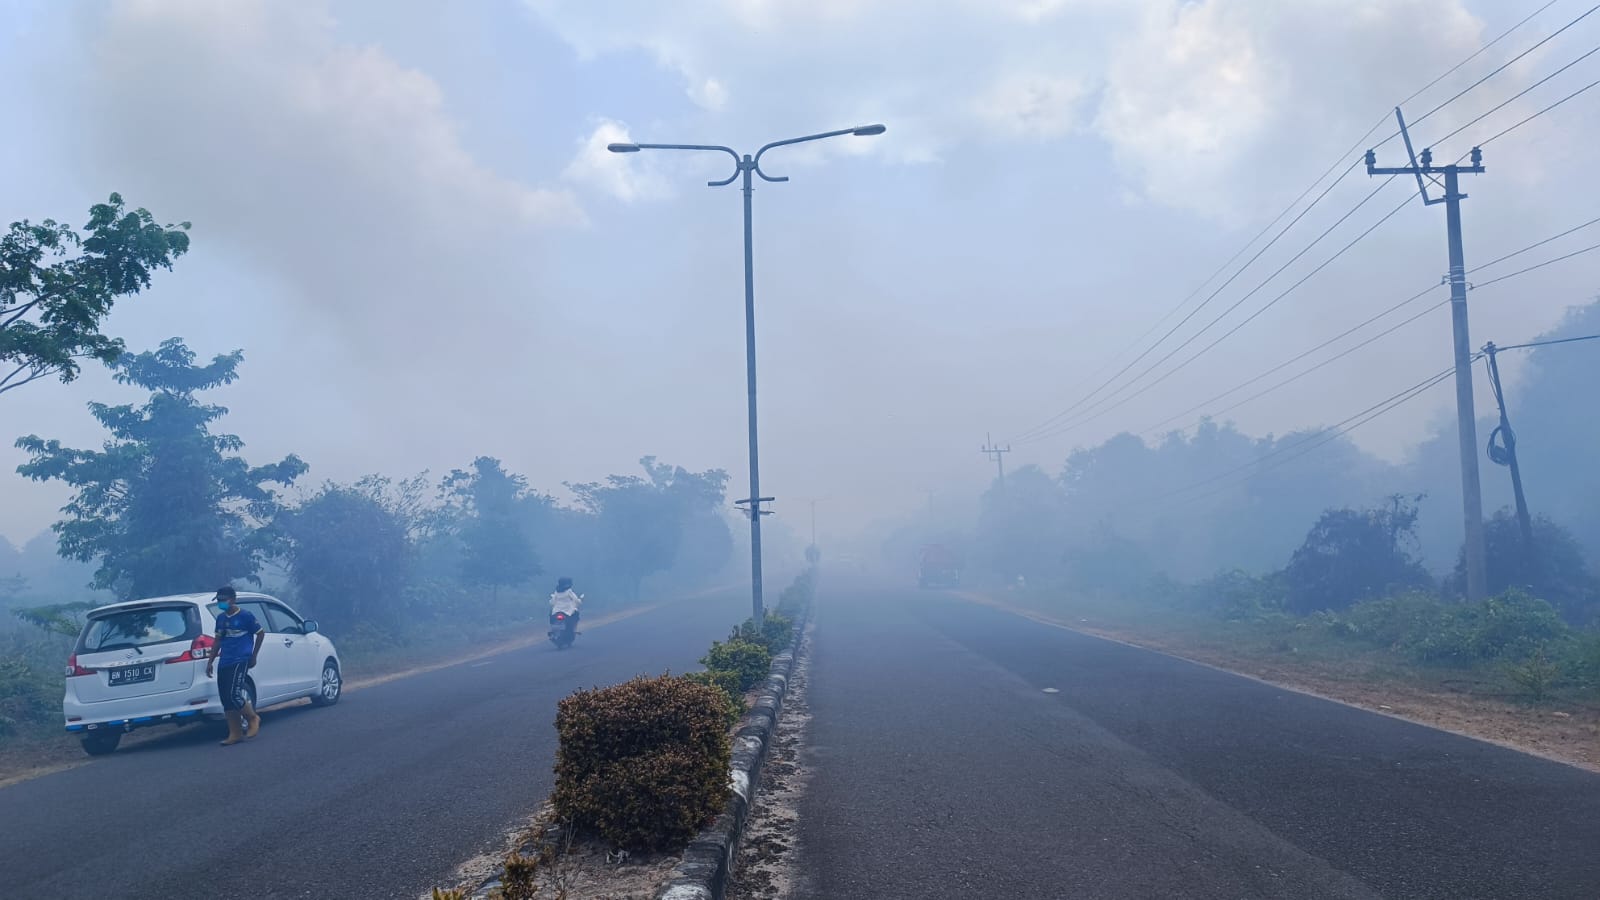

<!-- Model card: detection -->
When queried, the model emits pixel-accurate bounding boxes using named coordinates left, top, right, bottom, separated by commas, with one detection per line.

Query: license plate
left=108, top=664, right=157, bottom=686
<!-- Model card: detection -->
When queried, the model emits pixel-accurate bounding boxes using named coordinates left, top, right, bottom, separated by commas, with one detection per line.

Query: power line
left=1137, top=363, right=1462, bottom=510
left=1140, top=213, right=1600, bottom=436
left=1474, top=239, right=1600, bottom=288
left=1142, top=294, right=1451, bottom=438
left=1428, top=42, right=1600, bottom=149
left=1495, top=332, right=1600, bottom=352
left=1007, top=2, right=1594, bottom=446
left=1008, top=161, right=1366, bottom=443
left=1388, top=1, right=1600, bottom=139
left=1020, top=180, right=1410, bottom=444
left=1472, top=215, right=1600, bottom=271
left=1477, top=74, right=1600, bottom=147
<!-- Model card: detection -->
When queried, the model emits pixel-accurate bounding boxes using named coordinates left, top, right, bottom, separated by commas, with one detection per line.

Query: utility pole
left=1483, top=341, right=1536, bottom=569
left=981, top=433, right=1011, bottom=488
left=1367, top=108, right=1488, bottom=601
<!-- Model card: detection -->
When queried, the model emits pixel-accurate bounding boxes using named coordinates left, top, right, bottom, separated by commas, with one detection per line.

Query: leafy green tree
left=14, top=338, right=306, bottom=598
left=279, top=475, right=426, bottom=628
left=1448, top=509, right=1600, bottom=625
left=443, top=457, right=540, bottom=600
left=568, top=457, right=729, bottom=600
left=1282, top=494, right=1432, bottom=614
left=1, top=194, right=190, bottom=396
left=12, top=601, right=93, bottom=638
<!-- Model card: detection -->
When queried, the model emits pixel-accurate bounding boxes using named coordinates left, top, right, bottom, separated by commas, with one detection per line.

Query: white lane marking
left=1042, top=687, right=1060, bottom=694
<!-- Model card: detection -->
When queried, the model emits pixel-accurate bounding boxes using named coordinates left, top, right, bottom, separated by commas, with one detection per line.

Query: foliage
left=777, top=568, right=816, bottom=617
left=1320, top=588, right=1571, bottom=667
left=731, top=612, right=793, bottom=654
left=12, top=601, right=93, bottom=637
left=0, top=630, right=71, bottom=740
left=443, top=457, right=540, bottom=599
left=279, top=475, right=425, bottom=629
left=15, top=338, right=306, bottom=597
left=1282, top=495, right=1431, bottom=614
left=1504, top=646, right=1560, bottom=702
left=1185, top=569, right=1286, bottom=622
left=0, top=194, right=190, bottom=396
left=553, top=674, right=730, bottom=851
left=568, top=458, right=730, bottom=600
left=1446, top=509, right=1600, bottom=625
left=685, top=668, right=745, bottom=726
left=700, top=638, right=772, bottom=693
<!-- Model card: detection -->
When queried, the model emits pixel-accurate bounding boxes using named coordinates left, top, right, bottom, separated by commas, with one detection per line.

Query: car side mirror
left=302, top=620, right=319, bottom=635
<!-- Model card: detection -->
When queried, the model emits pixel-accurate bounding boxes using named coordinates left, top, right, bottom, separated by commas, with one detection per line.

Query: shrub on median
left=730, top=611, right=793, bottom=655
left=552, top=674, right=731, bottom=852
left=777, top=568, right=816, bottom=617
left=701, top=637, right=772, bottom=693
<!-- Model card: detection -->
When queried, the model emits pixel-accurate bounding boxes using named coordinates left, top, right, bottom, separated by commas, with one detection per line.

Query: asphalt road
left=0, top=587, right=750, bottom=900
left=797, top=585, right=1600, bottom=900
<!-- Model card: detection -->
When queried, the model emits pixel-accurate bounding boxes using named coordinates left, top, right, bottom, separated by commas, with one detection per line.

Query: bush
left=552, top=674, right=730, bottom=851
left=685, top=668, right=745, bottom=726
left=1323, top=589, right=1571, bottom=667
left=1505, top=646, right=1560, bottom=701
left=730, top=612, right=793, bottom=654
left=701, top=638, right=772, bottom=693
left=777, top=569, right=815, bottom=617
left=1187, top=569, right=1286, bottom=622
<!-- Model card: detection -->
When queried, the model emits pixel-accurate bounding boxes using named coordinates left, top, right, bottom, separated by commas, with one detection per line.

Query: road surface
left=796, top=585, right=1600, bottom=900
left=0, top=587, right=749, bottom=900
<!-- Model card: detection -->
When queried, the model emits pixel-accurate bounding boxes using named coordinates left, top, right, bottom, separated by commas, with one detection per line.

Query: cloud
left=67, top=0, right=584, bottom=356
left=563, top=119, right=669, bottom=202
left=975, top=74, right=1091, bottom=140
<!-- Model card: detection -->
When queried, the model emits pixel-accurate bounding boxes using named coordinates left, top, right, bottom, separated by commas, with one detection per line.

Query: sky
left=2, top=0, right=1597, bottom=550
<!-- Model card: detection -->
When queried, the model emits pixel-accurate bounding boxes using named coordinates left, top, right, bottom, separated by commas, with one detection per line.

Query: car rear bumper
left=64, top=686, right=222, bottom=734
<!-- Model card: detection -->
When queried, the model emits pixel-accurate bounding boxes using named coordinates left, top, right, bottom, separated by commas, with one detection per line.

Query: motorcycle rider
left=550, top=577, right=582, bottom=639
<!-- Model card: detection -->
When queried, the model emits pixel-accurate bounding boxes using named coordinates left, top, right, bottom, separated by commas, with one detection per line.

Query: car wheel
left=310, top=659, right=342, bottom=707
left=81, top=730, right=122, bottom=757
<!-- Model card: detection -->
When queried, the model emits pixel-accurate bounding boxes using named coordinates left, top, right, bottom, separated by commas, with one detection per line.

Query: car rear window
left=77, top=606, right=200, bottom=653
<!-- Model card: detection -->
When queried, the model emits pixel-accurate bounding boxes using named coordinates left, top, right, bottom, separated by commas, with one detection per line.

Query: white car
left=63, top=592, right=342, bottom=756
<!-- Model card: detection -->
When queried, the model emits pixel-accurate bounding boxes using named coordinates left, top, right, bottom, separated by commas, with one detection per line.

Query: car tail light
left=66, top=655, right=95, bottom=677
left=165, top=633, right=215, bottom=664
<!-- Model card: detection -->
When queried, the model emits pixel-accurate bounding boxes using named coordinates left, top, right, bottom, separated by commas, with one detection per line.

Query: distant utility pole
left=981, top=433, right=1011, bottom=488
left=1367, top=107, right=1488, bottom=602
left=1482, top=341, right=1536, bottom=565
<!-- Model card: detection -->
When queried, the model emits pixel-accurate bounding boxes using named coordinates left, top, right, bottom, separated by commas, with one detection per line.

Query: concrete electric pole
left=1366, top=108, right=1488, bottom=601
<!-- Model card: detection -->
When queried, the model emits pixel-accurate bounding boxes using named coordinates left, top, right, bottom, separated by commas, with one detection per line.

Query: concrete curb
left=654, top=609, right=809, bottom=900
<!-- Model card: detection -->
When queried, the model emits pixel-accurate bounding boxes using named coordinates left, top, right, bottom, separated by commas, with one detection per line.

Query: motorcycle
left=548, top=610, right=578, bottom=649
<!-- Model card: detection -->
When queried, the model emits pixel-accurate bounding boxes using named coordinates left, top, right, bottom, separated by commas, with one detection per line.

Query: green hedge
left=552, top=674, right=731, bottom=851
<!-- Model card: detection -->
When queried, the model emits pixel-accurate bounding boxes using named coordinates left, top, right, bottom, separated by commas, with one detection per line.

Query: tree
left=442, top=457, right=540, bottom=600
left=568, top=458, right=730, bottom=600
left=1448, top=509, right=1600, bottom=625
left=1, top=194, right=190, bottom=396
left=279, top=475, right=425, bottom=628
left=1282, top=494, right=1432, bottom=614
left=14, top=338, right=306, bottom=598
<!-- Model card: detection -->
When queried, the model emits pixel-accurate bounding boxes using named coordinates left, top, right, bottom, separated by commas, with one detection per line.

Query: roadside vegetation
left=1, top=195, right=746, bottom=760
left=871, top=301, right=1600, bottom=761
left=442, top=569, right=814, bottom=898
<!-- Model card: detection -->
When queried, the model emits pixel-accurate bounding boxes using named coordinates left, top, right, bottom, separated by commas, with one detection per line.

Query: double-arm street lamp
left=608, top=124, right=886, bottom=621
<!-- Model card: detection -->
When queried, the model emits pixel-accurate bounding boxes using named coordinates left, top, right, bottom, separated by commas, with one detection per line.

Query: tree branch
left=0, top=298, right=42, bottom=331
left=0, top=363, right=52, bottom=395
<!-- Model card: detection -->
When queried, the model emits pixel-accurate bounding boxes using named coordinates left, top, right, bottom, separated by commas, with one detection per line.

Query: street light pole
left=609, top=124, right=885, bottom=622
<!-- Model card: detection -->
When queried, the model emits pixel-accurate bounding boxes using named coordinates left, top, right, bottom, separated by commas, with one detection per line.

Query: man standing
left=206, top=586, right=265, bottom=746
